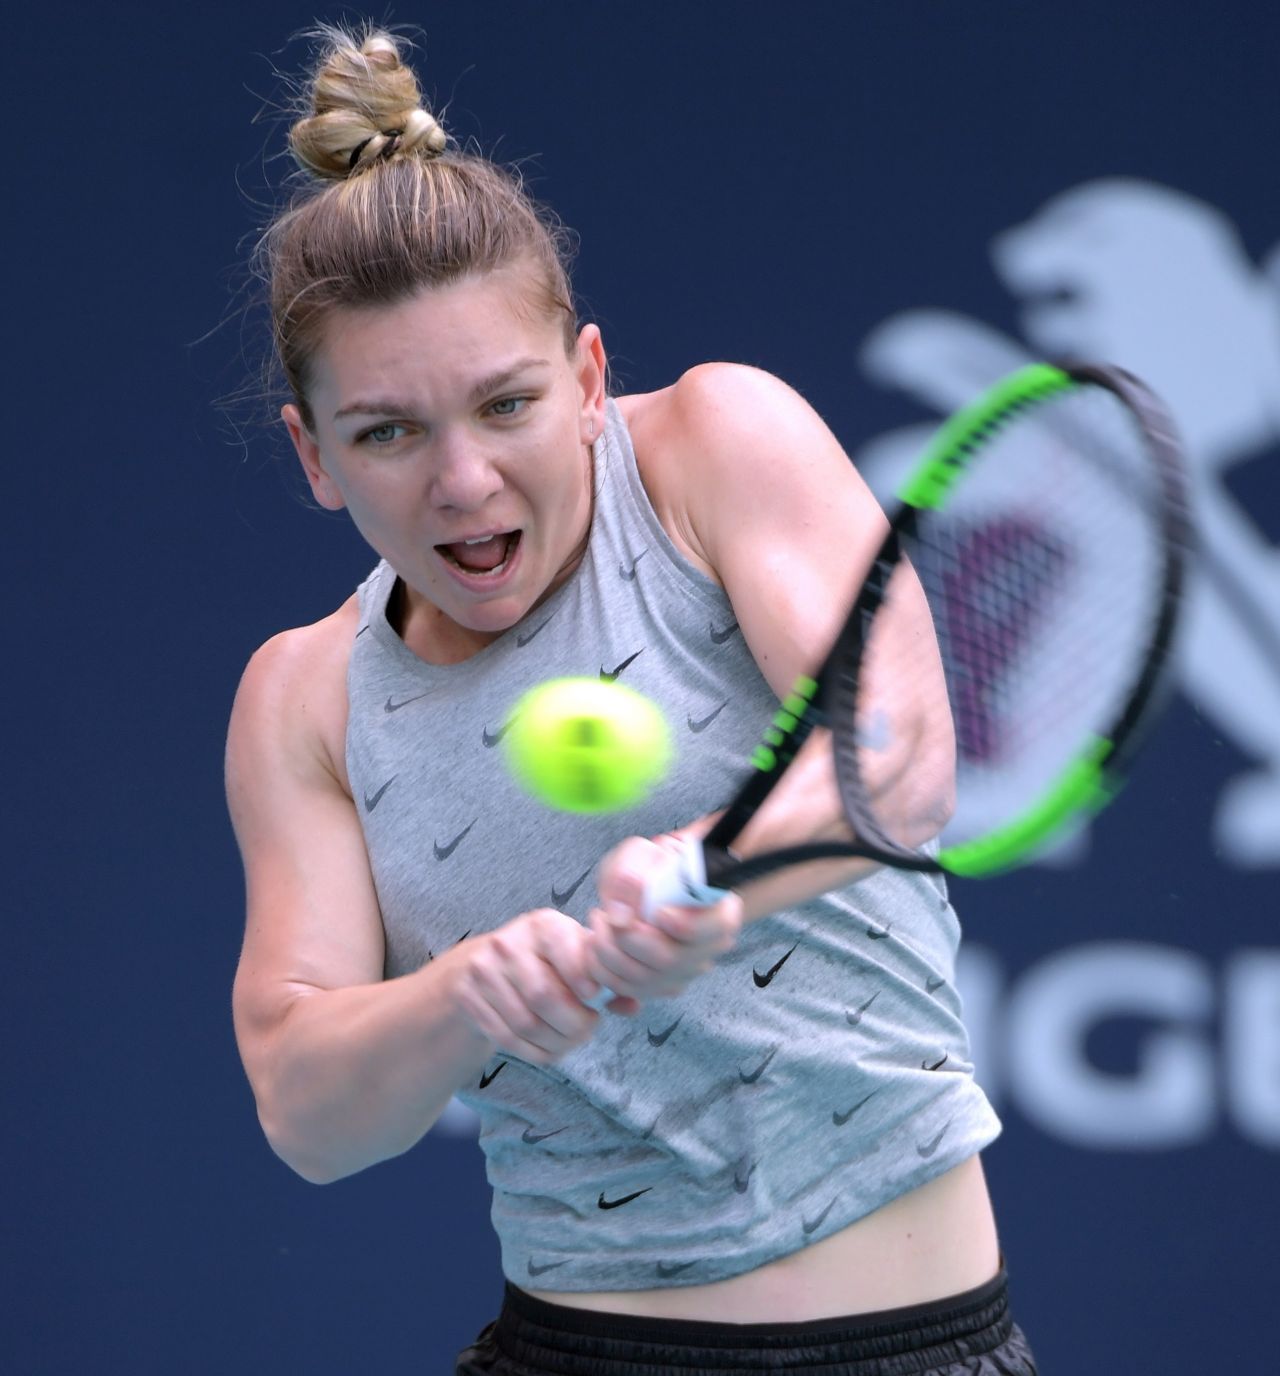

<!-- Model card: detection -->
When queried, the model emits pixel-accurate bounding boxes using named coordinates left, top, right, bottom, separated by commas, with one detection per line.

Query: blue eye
left=490, top=396, right=528, bottom=417
left=363, top=423, right=406, bottom=445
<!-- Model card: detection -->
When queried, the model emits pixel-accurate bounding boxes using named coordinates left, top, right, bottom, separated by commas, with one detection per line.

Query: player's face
left=284, top=265, right=606, bottom=658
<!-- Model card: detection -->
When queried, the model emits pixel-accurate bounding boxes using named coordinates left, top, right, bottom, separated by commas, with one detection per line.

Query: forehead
left=310, top=270, right=567, bottom=405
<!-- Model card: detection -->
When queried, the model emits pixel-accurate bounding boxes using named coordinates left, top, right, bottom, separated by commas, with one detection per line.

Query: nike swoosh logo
left=517, top=615, right=554, bottom=647
left=923, top=1054, right=950, bottom=1071
left=551, top=869, right=591, bottom=906
left=688, top=701, right=728, bottom=734
left=482, top=721, right=514, bottom=747
left=708, top=620, right=739, bottom=644
left=801, top=1197, right=837, bottom=1236
left=925, top=975, right=946, bottom=994
left=384, top=691, right=432, bottom=713
left=363, top=777, right=397, bottom=812
left=598, top=1187, right=652, bottom=1210
left=739, top=1045, right=779, bottom=1085
left=656, top=1260, right=698, bottom=1277
left=600, top=649, right=643, bottom=681
left=866, top=923, right=892, bottom=941
left=619, top=550, right=649, bottom=580
left=733, top=1160, right=758, bottom=1193
left=434, top=821, right=476, bottom=861
left=527, top=1258, right=569, bottom=1277
left=521, top=1126, right=567, bottom=1145
left=647, top=1015, right=683, bottom=1047
left=845, top=991, right=880, bottom=1025
left=832, top=1092, right=877, bottom=1127
left=753, top=944, right=798, bottom=988
left=479, top=1062, right=507, bottom=1089
left=917, top=1122, right=952, bottom=1158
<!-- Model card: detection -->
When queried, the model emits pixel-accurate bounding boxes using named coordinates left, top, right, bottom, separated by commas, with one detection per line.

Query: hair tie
left=347, top=128, right=404, bottom=171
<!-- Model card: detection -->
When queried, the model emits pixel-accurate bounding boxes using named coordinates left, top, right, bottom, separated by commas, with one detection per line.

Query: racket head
left=705, top=362, right=1191, bottom=888
left=830, top=361, right=1191, bottom=877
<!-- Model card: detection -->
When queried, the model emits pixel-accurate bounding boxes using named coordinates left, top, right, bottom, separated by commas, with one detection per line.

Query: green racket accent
left=750, top=675, right=819, bottom=773
left=938, top=735, right=1116, bottom=877
left=897, top=363, right=1076, bottom=511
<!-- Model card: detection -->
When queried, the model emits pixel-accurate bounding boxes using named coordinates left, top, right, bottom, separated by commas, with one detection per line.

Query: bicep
left=676, top=367, right=955, bottom=833
left=226, top=636, right=386, bottom=1084
left=675, top=366, right=890, bottom=696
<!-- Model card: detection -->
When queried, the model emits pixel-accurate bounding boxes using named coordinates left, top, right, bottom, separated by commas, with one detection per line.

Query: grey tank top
left=346, top=398, right=1000, bottom=1291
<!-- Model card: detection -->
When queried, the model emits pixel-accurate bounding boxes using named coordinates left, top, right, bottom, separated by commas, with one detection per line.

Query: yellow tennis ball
left=504, top=677, right=672, bottom=814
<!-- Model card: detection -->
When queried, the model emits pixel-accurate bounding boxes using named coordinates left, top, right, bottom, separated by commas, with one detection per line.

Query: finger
left=596, top=836, right=667, bottom=917
left=473, top=938, right=597, bottom=1051
left=611, top=911, right=725, bottom=965
left=455, top=971, right=566, bottom=1064
left=531, top=912, right=602, bottom=1004
left=591, top=938, right=661, bottom=996
left=512, top=955, right=599, bottom=1043
left=652, top=893, right=744, bottom=952
left=589, top=905, right=717, bottom=995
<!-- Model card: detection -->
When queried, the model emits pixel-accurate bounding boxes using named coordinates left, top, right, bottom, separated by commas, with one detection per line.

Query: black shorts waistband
left=497, top=1268, right=1012, bottom=1368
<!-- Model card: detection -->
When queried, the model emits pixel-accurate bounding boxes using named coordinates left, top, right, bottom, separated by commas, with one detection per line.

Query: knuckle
left=522, top=977, right=556, bottom=1015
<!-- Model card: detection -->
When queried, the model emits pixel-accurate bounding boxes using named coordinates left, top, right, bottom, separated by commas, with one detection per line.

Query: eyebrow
left=332, top=357, right=553, bottom=422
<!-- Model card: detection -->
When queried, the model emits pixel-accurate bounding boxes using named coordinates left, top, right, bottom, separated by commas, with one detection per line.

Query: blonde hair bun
left=288, top=27, right=448, bottom=180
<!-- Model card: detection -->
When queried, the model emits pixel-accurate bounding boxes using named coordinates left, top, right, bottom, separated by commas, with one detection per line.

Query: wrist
left=428, top=941, right=501, bottom=1065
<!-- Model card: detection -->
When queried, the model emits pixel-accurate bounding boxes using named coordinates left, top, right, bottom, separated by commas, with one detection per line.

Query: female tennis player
left=226, top=24, right=1037, bottom=1374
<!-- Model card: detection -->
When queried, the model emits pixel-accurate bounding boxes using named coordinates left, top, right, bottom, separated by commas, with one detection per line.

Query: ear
left=282, top=403, right=346, bottom=511
left=574, top=323, right=608, bottom=444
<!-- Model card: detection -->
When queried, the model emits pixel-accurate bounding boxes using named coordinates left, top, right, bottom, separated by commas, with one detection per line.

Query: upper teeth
left=465, top=536, right=492, bottom=544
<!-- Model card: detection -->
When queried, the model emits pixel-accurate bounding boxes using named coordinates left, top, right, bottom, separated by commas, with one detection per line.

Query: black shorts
left=455, top=1268, right=1037, bottom=1375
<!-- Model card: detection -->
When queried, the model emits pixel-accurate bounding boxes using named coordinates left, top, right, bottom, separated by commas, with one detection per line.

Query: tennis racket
left=641, top=361, right=1192, bottom=914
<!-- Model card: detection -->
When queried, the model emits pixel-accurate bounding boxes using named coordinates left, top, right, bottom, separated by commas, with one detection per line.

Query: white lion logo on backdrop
left=855, top=177, right=1280, bottom=868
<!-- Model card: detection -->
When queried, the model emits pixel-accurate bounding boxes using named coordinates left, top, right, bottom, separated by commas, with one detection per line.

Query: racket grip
left=640, top=836, right=730, bottom=919
left=585, top=837, right=731, bottom=1011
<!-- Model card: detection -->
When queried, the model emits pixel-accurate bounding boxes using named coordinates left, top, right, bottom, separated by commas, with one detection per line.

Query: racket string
left=857, top=384, right=1168, bottom=856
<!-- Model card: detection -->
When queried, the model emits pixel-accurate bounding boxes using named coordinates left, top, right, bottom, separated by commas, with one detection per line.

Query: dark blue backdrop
left=10, top=2, right=1278, bottom=1371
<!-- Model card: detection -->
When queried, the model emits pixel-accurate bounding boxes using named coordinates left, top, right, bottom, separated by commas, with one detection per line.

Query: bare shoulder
left=227, top=596, right=361, bottom=811
left=617, top=363, right=876, bottom=580
left=619, top=362, right=816, bottom=469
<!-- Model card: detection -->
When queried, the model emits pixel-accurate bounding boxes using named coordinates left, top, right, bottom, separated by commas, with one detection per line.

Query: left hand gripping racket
left=638, top=361, right=1192, bottom=919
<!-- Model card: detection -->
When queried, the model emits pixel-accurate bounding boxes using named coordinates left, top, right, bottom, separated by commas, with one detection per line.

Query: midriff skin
left=525, top=1155, right=1000, bottom=1323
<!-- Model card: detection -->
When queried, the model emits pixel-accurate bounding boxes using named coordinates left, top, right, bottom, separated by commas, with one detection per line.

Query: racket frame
left=696, top=361, right=1191, bottom=889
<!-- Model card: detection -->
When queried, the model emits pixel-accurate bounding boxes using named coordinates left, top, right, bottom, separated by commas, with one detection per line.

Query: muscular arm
left=668, top=364, right=951, bottom=902
left=601, top=365, right=953, bottom=934
left=229, top=609, right=608, bottom=1182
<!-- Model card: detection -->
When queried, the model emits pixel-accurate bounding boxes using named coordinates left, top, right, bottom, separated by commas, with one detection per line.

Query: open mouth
left=435, top=530, right=522, bottom=577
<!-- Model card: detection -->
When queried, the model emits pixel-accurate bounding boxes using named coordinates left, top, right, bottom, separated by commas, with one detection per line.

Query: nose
left=428, top=430, right=503, bottom=512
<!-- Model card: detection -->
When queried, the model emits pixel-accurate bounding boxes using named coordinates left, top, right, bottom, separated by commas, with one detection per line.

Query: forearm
left=248, top=945, right=493, bottom=1184
left=684, top=723, right=946, bottom=923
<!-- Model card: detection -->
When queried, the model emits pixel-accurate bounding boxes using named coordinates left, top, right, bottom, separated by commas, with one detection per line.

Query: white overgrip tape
left=587, top=837, right=730, bottom=1010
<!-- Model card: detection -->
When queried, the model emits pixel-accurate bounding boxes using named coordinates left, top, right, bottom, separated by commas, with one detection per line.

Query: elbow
left=262, top=1117, right=350, bottom=1186
left=255, top=1096, right=353, bottom=1186
left=281, top=1153, right=347, bottom=1187
left=257, top=1096, right=408, bottom=1186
